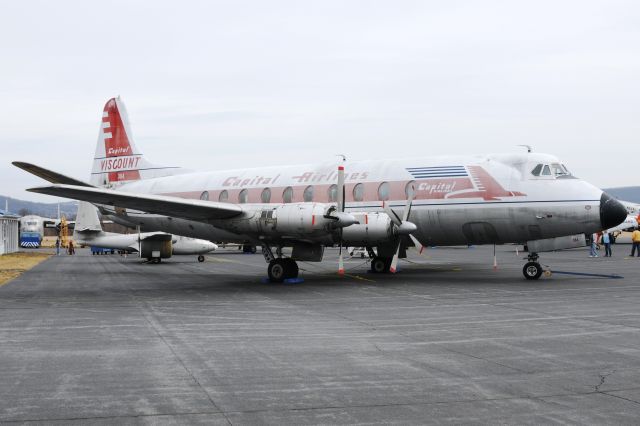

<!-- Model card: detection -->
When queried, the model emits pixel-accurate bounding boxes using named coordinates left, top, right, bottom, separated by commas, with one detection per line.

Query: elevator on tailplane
left=13, top=97, right=628, bottom=282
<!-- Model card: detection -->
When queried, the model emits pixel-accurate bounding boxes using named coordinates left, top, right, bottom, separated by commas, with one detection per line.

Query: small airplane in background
left=14, top=97, right=628, bottom=281
left=74, top=201, right=217, bottom=263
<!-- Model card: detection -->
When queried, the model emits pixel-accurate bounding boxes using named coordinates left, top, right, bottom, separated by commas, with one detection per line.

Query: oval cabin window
left=261, top=188, right=271, bottom=203
left=353, top=183, right=364, bottom=202
left=200, top=191, right=209, bottom=201
left=378, top=182, right=390, bottom=201
left=238, top=189, right=249, bottom=204
left=219, top=190, right=228, bottom=202
left=283, top=186, right=293, bottom=203
left=303, top=185, right=314, bottom=202
left=405, top=181, right=416, bottom=199
left=327, top=184, right=337, bottom=202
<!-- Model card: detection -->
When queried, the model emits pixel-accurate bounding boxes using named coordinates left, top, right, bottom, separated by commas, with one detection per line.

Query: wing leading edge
left=27, top=184, right=243, bottom=221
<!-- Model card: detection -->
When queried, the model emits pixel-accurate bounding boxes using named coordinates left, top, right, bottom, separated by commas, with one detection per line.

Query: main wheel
left=523, top=262, right=543, bottom=280
left=371, top=257, right=391, bottom=273
left=197, top=255, right=205, bottom=262
left=268, top=259, right=287, bottom=283
left=283, top=258, right=299, bottom=279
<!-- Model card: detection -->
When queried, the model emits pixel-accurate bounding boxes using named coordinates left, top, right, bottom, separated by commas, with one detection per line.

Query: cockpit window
left=541, top=165, right=551, bottom=176
left=551, top=163, right=569, bottom=177
left=531, top=164, right=543, bottom=176
left=531, top=162, right=574, bottom=179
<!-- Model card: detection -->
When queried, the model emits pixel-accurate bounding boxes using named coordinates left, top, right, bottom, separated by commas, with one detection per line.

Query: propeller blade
left=402, top=185, right=415, bottom=222
left=383, top=202, right=402, bottom=226
left=390, top=242, right=401, bottom=273
left=337, top=165, right=345, bottom=213
left=409, top=234, right=426, bottom=255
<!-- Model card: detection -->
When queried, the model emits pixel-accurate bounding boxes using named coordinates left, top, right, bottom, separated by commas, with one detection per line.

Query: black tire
left=282, top=258, right=299, bottom=278
left=371, top=257, right=391, bottom=273
left=268, top=259, right=287, bottom=283
left=197, top=255, right=205, bottom=262
left=523, top=262, right=543, bottom=280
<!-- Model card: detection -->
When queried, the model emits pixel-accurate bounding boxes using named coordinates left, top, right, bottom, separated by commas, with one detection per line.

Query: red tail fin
left=90, top=97, right=184, bottom=186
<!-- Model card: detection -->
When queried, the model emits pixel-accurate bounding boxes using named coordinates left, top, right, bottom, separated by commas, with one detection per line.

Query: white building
left=0, top=212, right=19, bottom=255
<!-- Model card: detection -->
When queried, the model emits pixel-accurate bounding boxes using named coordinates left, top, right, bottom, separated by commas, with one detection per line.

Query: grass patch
left=0, top=252, right=52, bottom=286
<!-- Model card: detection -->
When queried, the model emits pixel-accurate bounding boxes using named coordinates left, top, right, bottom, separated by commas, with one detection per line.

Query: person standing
left=55, top=237, right=60, bottom=256
left=67, top=240, right=75, bottom=255
left=589, top=233, right=598, bottom=258
left=602, top=232, right=612, bottom=257
left=631, top=229, right=640, bottom=257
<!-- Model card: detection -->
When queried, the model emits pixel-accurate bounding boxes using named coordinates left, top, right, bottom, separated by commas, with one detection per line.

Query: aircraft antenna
left=517, top=145, right=533, bottom=153
left=336, top=154, right=346, bottom=162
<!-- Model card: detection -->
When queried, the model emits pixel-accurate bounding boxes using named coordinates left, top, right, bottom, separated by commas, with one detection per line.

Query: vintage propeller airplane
left=74, top=201, right=217, bottom=263
left=13, top=98, right=627, bottom=282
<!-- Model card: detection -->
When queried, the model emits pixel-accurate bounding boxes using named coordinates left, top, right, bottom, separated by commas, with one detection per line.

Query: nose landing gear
left=523, top=252, right=543, bottom=280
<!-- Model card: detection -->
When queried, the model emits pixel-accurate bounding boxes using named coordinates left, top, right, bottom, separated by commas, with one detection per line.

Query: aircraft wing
left=13, top=161, right=95, bottom=187
left=27, top=184, right=243, bottom=221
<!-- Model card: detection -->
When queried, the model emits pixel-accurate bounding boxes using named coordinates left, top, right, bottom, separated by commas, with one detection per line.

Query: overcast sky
left=2, top=0, right=639, bottom=203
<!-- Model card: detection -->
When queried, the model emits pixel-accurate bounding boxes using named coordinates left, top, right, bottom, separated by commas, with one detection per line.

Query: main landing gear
left=263, top=245, right=299, bottom=283
left=197, top=255, right=205, bottom=263
left=370, top=256, right=392, bottom=274
left=523, top=252, right=543, bottom=280
left=267, top=258, right=299, bottom=282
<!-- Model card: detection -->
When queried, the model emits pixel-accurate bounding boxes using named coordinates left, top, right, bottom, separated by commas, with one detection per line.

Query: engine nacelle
left=140, top=239, right=172, bottom=259
left=341, top=212, right=395, bottom=246
left=213, top=203, right=351, bottom=243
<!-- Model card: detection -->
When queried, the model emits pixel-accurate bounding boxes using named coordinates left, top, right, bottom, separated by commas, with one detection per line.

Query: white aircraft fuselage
left=101, top=153, right=612, bottom=247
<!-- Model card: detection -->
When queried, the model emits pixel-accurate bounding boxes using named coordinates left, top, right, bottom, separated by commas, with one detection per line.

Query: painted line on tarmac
left=343, top=273, right=376, bottom=283
left=551, top=270, right=624, bottom=279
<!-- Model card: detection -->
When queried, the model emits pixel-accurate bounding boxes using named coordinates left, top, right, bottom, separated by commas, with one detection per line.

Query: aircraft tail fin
left=74, top=201, right=103, bottom=235
left=90, top=97, right=185, bottom=187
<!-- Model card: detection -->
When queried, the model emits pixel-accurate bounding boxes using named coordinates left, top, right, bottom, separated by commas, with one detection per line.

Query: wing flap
left=27, top=184, right=243, bottom=221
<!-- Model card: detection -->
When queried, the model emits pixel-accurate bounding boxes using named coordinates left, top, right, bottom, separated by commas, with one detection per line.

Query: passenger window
left=303, top=185, right=314, bottom=202
left=261, top=188, right=271, bottom=203
left=218, top=190, right=228, bottom=202
left=378, top=182, right=390, bottom=201
left=353, top=183, right=364, bottom=202
left=327, top=184, right=337, bottom=202
left=405, top=181, right=416, bottom=199
left=199, top=191, right=209, bottom=201
left=542, top=165, right=551, bottom=176
left=283, top=187, right=293, bottom=203
left=531, top=164, right=543, bottom=176
left=238, top=189, right=248, bottom=203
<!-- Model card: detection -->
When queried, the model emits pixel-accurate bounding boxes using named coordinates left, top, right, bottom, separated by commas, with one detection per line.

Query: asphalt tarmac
left=1, top=245, right=640, bottom=425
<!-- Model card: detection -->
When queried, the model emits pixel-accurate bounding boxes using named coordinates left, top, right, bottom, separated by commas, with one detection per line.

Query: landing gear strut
left=370, top=256, right=392, bottom=273
left=523, top=252, right=543, bottom=280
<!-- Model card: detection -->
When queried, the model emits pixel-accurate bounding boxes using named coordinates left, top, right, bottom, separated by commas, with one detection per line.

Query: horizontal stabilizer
left=13, top=162, right=95, bottom=187
left=27, top=184, right=243, bottom=222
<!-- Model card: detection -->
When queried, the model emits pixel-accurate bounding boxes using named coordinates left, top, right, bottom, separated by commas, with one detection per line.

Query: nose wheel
left=522, top=252, right=543, bottom=280
left=523, top=261, right=543, bottom=280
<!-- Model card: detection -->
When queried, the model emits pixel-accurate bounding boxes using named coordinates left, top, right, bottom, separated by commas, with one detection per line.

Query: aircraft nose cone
left=600, top=192, right=627, bottom=230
